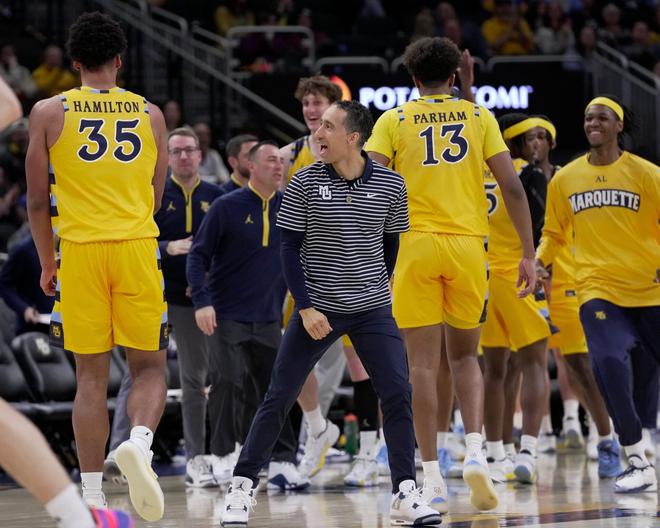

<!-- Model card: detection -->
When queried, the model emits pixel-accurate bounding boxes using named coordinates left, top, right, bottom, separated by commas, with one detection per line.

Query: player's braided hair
left=402, top=37, right=461, bottom=86
left=66, top=12, right=127, bottom=70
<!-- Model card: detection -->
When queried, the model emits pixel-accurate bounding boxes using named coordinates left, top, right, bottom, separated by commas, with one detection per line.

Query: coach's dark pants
left=580, top=299, right=660, bottom=446
left=208, top=320, right=297, bottom=463
left=234, top=305, right=415, bottom=493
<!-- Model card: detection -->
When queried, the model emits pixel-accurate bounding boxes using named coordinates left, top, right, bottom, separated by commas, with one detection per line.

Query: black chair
left=0, top=338, right=37, bottom=417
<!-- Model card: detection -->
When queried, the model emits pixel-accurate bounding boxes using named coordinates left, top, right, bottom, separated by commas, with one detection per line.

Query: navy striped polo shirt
left=277, top=153, right=409, bottom=314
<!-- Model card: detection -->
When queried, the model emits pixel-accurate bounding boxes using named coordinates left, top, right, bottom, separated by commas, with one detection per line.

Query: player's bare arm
left=148, top=102, right=168, bottom=212
left=487, top=150, right=537, bottom=296
left=26, top=96, right=63, bottom=296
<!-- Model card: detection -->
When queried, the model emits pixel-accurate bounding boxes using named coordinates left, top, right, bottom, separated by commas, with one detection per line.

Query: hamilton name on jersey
left=569, top=188, right=640, bottom=214
left=413, top=110, right=467, bottom=125
left=71, top=100, right=141, bottom=114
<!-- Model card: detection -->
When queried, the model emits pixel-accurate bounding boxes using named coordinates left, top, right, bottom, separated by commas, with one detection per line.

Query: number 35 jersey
left=365, top=94, right=507, bottom=237
left=49, top=86, right=159, bottom=243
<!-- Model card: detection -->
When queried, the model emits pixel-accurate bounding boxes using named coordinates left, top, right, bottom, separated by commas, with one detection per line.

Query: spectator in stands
left=569, top=0, right=600, bottom=35
left=0, top=165, right=21, bottom=251
left=193, top=122, right=230, bottom=184
left=155, top=127, right=223, bottom=487
left=482, top=0, right=535, bottom=55
left=0, top=117, right=28, bottom=193
left=188, top=140, right=306, bottom=490
left=0, top=232, right=53, bottom=335
left=163, top=99, right=183, bottom=132
left=410, top=8, right=437, bottom=43
left=0, top=45, right=37, bottom=103
left=535, top=1, right=575, bottom=55
left=598, top=3, right=628, bottom=49
left=442, top=17, right=489, bottom=59
left=219, top=134, right=258, bottom=195
left=214, top=0, right=255, bottom=37
left=31, top=45, right=78, bottom=98
left=624, top=21, right=659, bottom=70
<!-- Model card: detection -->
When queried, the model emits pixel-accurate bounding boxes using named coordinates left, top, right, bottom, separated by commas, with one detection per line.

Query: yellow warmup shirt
left=49, top=86, right=159, bottom=243
left=538, top=152, right=660, bottom=307
left=484, top=157, right=528, bottom=280
left=366, top=95, right=508, bottom=237
left=287, top=135, right=316, bottom=182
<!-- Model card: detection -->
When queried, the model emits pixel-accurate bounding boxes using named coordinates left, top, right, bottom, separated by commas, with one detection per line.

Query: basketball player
left=366, top=37, right=536, bottom=511
left=537, top=95, right=659, bottom=493
left=481, top=113, right=551, bottom=485
left=26, top=12, right=169, bottom=521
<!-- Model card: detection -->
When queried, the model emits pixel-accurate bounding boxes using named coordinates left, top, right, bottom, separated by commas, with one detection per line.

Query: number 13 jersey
left=366, top=94, right=507, bottom=237
left=49, top=86, right=159, bottom=243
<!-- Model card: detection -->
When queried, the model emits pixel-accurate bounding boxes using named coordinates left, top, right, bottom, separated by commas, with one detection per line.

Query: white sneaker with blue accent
left=221, top=477, right=256, bottom=526
left=266, top=461, right=310, bottom=491
left=614, top=457, right=658, bottom=494
left=186, top=455, right=218, bottom=488
left=344, top=456, right=379, bottom=487
left=390, top=479, right=442, bottom=526
left=463, top=451, right=499, bottom=511
left=513, top=450, right=537, bottom=484
left=420, top=477, right=449, bottom=514
left=375, top=439, right=391, bottom=476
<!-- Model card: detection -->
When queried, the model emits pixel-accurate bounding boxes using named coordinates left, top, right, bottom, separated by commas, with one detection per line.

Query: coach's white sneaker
left=614, top=456, right=658, bottom=493
left=463, top=451, right=499, bottom=511
left=390, top=479, right=442, bottom=526
left=267, top=461, right=310, bottom=491
left=298, top=420, right=340, bottom=478
left=344, top=456, right=379, bottom=487
left=115, top=439, right=164, bottom=521
left=221, top=477, right=255, bottom=526
left=186, top=455, right=218, bottom=488
left=420, top=477, right=449, bottom=514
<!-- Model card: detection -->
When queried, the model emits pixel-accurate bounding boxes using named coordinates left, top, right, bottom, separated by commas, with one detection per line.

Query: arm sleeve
left=364, top=109, right=398, bottom=159
left=186, top=201, right=224, bottom=309
left=383, top=232, right=400, bottom=279
left=536, top=176, right=572, bottom=267
left=277, top=172, right=308, bottom=232
left=519, top=165, right=548, bottom=248
left=480, top=107, right=509, bottom=161
left=280, top=228, right=313, bottom=310
left=0, top=245, right=30, bottom=316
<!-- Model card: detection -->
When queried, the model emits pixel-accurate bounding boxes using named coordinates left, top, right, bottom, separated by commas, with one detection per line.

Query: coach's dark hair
left=589, top=93, right=636, bottom=149
left=66, top=12, right=127, bottom=70
left=498, top=112, right=528, bottom=159
left=402, top=37, right=461, bottom=86
left=226, top=134, right=258, bottom=159
left=334, top=100, right=373, bottom=148
left=248, top=140, right=279, bottom=161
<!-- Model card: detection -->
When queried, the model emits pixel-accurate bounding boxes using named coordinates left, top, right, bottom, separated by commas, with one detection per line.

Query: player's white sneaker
left=487, top=456, right=515, bottom=483
left=448, top=432, right=466, bottom=461
left=115, top=439, right=164, bottom=522
left=266, top=461, right=310, bottom=491
left=420, top=477, right=449, bottom=514
left=344, top=456, right=379, bottom=487
left=186, top=455, right=218, bottom=488
left=561, top=416, right=584, bottom=449
left=463, top=451, right=499, bottom=511
left=375, top=438, right=391, bottom=475
left=298, top=420, right=340, bottom=478
left=221, top=477, right=255, bottom=526
left=390, top=479, right=442, bottom=526
left=210, top=453, right=235, bottom=485
left=614, top=456, right=658, bottom=493
left=586, top=432, right=599, bottom=461
left=538, top=433, right=557, bottom=454
left=103, top=449, right=127, bottom=485
left=513, top=450, right=537, bottom=484
left=82, top=490, right=107, bottom=508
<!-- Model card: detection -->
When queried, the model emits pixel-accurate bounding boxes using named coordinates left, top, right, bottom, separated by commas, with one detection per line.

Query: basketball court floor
left=1, top=452, right=659, bottom=527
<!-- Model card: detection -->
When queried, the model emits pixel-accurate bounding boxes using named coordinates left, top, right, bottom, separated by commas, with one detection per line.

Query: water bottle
left=343, top=413, right=359, bottom=455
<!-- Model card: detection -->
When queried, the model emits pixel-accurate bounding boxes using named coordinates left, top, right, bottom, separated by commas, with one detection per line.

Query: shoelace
left=228, top=488, right=256, bottom=511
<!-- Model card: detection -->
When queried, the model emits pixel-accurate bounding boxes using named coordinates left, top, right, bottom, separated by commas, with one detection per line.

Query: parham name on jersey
left=413, top=110, right=467, bottom=125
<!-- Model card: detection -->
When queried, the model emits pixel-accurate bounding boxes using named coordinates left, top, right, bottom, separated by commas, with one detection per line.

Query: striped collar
left=325, top=151, right=374, bottom=184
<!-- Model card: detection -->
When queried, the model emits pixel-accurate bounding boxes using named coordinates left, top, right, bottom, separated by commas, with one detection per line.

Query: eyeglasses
left=168, top=147, right=199, bottom=157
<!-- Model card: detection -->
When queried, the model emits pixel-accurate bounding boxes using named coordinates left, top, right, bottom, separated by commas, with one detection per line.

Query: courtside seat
left=0, top=338, right=37, bottom=417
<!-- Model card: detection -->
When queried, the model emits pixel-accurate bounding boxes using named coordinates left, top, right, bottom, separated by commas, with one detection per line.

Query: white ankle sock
left=520, top=435, right=538, bottom=457
left=358, top=431, right=378, bottom=457
left=486, top=440, right=505, bottom=460
left=624, top=440, right=649, bottom=467
left=599, top=433, right=613, bottom=442
left=46, top=483, right=95, bottom=528
left=422, top=460, right=441, bottom=481
left=465, top=432, right=483, bottom=455
left=80, top=472, right=102, bottom=495
left=563, top=399, right=579, bottom=420
left=130, top=425, right=154, bottom=456
left=504, top=443, right=516, bottom=456
left=304, top=406, right=325, bottom=437
left=437, top=432, right=449, bottom=450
